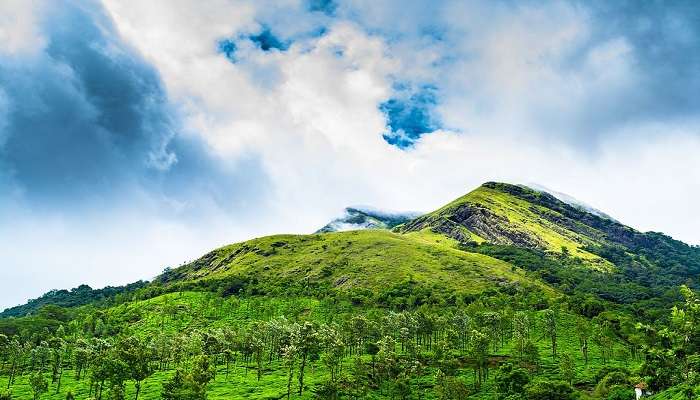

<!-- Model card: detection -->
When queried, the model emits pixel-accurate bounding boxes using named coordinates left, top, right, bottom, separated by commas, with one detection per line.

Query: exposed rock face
left=398, top=202, right=545, bottom=248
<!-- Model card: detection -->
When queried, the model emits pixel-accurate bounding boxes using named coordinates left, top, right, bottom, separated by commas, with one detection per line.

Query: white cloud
left=0, top=0, right=46, bottom=56
left=99, top=0, right=700, bottom=246
left=3, top=0, right=700, bottom=309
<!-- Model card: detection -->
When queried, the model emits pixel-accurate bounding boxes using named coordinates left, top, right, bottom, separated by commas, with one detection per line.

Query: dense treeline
left=463, top=242, right=693, bottom=321
left=0, top=286, right=697, bottom=399
left=1, top=283, right=149, bottom=319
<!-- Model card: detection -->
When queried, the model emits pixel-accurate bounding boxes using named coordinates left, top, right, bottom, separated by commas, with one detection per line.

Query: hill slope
left=158, top=229, right=554, bottom=304
left=398, top=182, right=700, bottom=273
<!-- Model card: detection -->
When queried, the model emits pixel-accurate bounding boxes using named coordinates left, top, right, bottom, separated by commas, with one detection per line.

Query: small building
left=634, top=383, right=649, bottom=400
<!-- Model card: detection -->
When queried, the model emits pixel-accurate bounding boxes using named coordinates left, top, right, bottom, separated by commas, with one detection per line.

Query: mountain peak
left=397, top=181, right=626, bottom=269
left=315, top=206, right=419, bottom=233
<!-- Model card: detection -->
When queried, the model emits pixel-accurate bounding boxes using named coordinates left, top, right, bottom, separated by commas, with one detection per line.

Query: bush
left=606, top=385, right=635, bottom=400
left=495, top=364, right=530, bottom=399
left=524, top=380, right=576, bottom=400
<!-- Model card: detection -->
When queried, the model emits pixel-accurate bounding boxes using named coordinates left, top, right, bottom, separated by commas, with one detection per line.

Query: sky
left=1, top=0, right=700, bottom=310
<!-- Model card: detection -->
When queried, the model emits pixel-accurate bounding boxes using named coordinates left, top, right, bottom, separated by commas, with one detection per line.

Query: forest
left=0, top=281, right=697, bottom=400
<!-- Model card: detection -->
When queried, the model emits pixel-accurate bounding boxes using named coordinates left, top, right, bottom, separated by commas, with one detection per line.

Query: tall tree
left=542, top=309, right=557, bottom=359
left=291, top=322, right=318, bottom=396
left=29, top=372, right=48, bottom=400
left=576, top=318, right=591, bottom=365
left=115, top=336, right=154, bottom=400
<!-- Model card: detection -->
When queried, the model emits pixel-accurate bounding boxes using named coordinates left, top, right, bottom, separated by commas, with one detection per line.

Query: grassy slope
left=398, top=184, right=614, bottom=271
left=161, top=229, right=555, bottom=297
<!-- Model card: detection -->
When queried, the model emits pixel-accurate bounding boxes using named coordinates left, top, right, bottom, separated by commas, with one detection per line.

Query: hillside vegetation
left=1, top=182, right=699, bottom=400
left=157, top=229, right=554, bottom=306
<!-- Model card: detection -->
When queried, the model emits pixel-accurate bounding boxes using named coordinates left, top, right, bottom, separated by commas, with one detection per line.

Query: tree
left=282, top=344, right=298, bottom=400
left=521, top=340, right=540, bottom=370
left=320, top=324, right=345, bottom=384
left=468, top=330, right=490, bottom=388
left=376, top=336, right=398, bottom=392
left=161, top=370, right=206, bottom=400
left=30, top=372, right=48, bottom=400
left=6, top=338, right=24, bottom=389
left=576, top=318, right=591, bottom=365
left=524, top=380, right=576, bottom=400
left=558, top=353, right=576, bottom=386
left=348, top=356, right=369, bottom=399
left=593, top=320, right=614, bottom=365
left=115, top=335, right=154, bottom=400
left=190, top=355, right=215, bottom=390
left=495, top=363, right=529, bottom=400
left=48, top=336, right=65, bottom=393
left=73, top=339, right=90, bottom=380
left=541, top=310, right=557, bottom=359
left=291, top=322, right=318, bottom=396
left=513, top=312, right=529, bottom=359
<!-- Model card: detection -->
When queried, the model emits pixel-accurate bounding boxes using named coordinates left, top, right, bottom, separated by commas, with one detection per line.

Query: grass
left=164, top=229, right=556, bottom=298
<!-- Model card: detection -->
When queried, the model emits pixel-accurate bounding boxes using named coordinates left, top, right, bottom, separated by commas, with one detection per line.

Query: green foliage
left=558, top=353, right=576, bottom=385
left=1, top=283, right=148, bottom=318
left=606, top=386, right=635, bottom=400
left=161, top=370, right=206, bottom=400
left=29, top=374, right=47, bottom=400
left=495, top=364, right=530, bottom=399
left=524, top=380, right=576, bottom=400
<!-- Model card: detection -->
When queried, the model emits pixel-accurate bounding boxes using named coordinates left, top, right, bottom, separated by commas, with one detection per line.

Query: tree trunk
left=298, top=354, right=307, bottom=395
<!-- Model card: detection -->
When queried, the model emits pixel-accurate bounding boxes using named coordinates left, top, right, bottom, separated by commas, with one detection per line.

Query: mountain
left=399, top=182, right=700, bottom=307
left=315, top=207, right=419, bottom=233
left=148, top=181, right=699, bottom=312
left=1, top=182, right=699, bottom=399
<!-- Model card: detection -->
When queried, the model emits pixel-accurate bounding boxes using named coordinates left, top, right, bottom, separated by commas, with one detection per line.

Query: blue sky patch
left=380, top=85, right=441, bottom=148
left=249, top=28, right=290, bottom=52
left=308, top=0, right=337, bottom=16
left=217, top=39, right=237, bottom=61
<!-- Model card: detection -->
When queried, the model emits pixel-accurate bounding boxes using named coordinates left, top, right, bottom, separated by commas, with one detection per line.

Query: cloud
left=0, top=0, right=273, bottom=308
left=0, top=0, right=173, bottom=203
left=2, top=0, right=700, bottom=309
left=0, top=0, right=46, bottom=56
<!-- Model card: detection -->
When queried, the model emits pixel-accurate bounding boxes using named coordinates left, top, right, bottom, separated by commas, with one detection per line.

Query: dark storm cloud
left=586, top=0, right=700, bottom=119
left=528, top=0, right=700, bottom=146
left=0, top=1, right=269, bottom=212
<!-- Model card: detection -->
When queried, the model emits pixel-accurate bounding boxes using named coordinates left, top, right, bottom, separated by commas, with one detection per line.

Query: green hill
left=1, top=182, right=698, bottom=400
left=156, top=229, right=555, bottom=305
